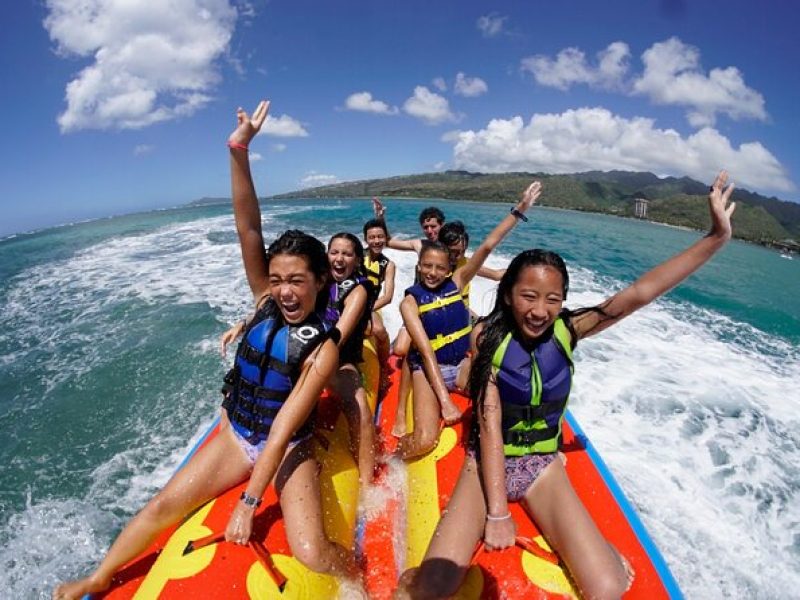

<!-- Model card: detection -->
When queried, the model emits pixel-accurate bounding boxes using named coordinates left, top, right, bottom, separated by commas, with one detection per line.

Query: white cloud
left=271, top=143, right=287, bottom=152
left=299, top=172, right=339, bottom=189
left=403, top=86, right=457, bottom=125
left=433, top=161, right=447, bottom=171
left=521, top=42, right=630, bottom=91
left=260, top=114, right=309, bottom=137
left=454, top=72, right=488, bottom=97
left=523, top=38, right=767, bottom=128
left=632, top=37, right=767, bottom=127
left=133, top=144, right=154, bottom=156
left=249, top=152, right=263, bottom=162
left=44, top=0, right=237, bottom=133
left=343, top=91, right=399, bottom=115
left=476, top=13, right=507, bottom=38
left=446, top=107, right=793, bottom=194
left=432, top=77, right=447, bottom=92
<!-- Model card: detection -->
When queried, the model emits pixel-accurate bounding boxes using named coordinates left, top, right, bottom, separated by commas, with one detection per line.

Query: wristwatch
left=510, top=207, right=529, bottom=222
left=240, top=491, right=262, bottom=508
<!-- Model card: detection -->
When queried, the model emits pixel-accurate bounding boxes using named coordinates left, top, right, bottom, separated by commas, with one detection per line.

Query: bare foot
left=53, top=574, right=110, bottom=600
left=440, top=401, right=462, bottom=426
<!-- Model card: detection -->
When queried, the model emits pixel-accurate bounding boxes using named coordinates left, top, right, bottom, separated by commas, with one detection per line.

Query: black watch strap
left=510, top=207, right=529, bottom=222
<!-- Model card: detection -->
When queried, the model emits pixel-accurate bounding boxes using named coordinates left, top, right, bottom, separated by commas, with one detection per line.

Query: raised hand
left=228, top=100, right=270, bottom=149
left=372, top=197, right=386, bottom=219
left=517, top=181, right=542, bottom=214
left=708, top=170, right=736, bottom=240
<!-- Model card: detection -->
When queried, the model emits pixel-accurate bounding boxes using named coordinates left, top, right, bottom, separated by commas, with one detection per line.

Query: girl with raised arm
left=395, top=182, right=541, bottom=460
left=53, top=100, right=353, bottom=600
left=396, top=171, right=736, bottom=599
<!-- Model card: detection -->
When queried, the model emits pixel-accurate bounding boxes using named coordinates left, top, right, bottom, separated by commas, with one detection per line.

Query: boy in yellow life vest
left=362, top=218, right=396, bottom=391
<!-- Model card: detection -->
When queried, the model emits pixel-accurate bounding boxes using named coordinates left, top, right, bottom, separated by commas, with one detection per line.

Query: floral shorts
left=504, top=453, right=558, bottom=501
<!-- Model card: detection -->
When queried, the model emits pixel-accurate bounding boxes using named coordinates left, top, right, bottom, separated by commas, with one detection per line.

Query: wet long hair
left=263, top=229, right=330, bottom=316
left=328, top=232, right=366, bottom=278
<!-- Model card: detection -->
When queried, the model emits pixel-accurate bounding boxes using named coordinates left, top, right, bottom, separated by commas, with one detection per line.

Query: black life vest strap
left=239, top=343, right=294, bottom=376
left=233, top=395, right=282, bottom=420
left=502, top=397, right=569, bottom=423
left=503, top=425, right=560, bottom=447
left=229, top=411, right=271, bottom=436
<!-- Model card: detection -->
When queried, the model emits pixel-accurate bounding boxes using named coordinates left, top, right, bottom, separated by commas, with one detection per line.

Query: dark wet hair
left=362, top=218, right=388, bottom=238
left=328, top=232, right=366, bottom=277
left=265, top=229, right=329, bottom=313
left=468, top=249, right=570, bottom=413
left=418, top=239, right=450, bottom=263
left=418, top=206, right=445, bottom=226
left=439, top=220, right=469, bottom=247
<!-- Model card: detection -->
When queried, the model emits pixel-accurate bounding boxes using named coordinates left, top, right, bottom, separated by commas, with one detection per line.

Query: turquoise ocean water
left=0, top=199, right=797, bottom=598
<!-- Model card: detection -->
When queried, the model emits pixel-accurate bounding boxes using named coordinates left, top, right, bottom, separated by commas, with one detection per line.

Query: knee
left=141, top=492, right=182, bottom=527
left=579, top=570, right=628, bottom=600
left=394, top=339, right=410, bottom=357
left=415, top=426, right=440, bottom=454
left=291, top=537, right=334, bottom=574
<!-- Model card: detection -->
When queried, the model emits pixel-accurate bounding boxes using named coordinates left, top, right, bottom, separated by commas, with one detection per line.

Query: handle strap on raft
left=470, top=536, right=559, bottom=566
left=183, top=531, right=287, bottom=590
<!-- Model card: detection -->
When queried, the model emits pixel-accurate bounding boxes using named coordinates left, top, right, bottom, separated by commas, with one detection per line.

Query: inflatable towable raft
left=96, top=340, right=682, bottom=599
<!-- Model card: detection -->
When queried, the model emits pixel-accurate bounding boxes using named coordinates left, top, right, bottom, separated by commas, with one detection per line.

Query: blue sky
left=1, top=0, right=799, bottom=236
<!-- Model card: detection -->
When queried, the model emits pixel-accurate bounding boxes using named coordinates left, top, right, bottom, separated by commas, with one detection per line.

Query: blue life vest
left=406, top=279, right=472, bottom=366
left=222, top=302, right=330, bottom=445
left=492, top=317, right=574, bottom=455
left=324, top=274, right=373, bottom=364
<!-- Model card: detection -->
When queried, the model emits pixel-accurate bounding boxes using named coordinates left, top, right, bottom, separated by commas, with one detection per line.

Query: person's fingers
left=253, top=100, right=270, bottom=128
left=722, top=181, right=735, bottom=201
left=726, top=202, right=737, bottom=217
left=711, top=170, right=728, bottom=193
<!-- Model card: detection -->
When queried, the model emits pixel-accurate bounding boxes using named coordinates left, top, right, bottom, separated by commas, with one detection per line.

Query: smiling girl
left=396, top=171, right=737, bottom=599
left=394, top=182, right=541, bottom=460
left=53, top=100, right=354, bottom=600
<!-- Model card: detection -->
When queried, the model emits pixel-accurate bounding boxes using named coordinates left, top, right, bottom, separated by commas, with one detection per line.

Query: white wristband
left=486, top=512, right=511, bottom=521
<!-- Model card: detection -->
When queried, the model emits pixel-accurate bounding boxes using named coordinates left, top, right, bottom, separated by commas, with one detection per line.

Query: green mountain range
left=269, top=170, right=800, bottom=249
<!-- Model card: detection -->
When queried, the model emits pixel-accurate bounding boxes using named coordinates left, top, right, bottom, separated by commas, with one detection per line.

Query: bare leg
left=371, top=312, right=391, bottom=393
left=278, top=440, right=356, bottom=577
left=53, top=420, right=252, bottom=600
left=522, top=458, right=630, bottom=600
left=394, top=456, right=486, bottom=599
left=391, top=328, right=412, bottom=437
left=333, top=364, right=376, bottom=486
left=394, top=370, right=441, bottom=460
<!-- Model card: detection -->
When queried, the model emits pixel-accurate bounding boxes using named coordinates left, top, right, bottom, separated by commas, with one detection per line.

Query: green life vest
left=491, top=318, right=574, bottom=456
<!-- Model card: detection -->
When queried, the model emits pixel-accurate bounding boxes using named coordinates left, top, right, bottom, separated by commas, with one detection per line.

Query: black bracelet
left=510, top=207, right=529, bottom=222
left=240, top=491, right=262, bottom=508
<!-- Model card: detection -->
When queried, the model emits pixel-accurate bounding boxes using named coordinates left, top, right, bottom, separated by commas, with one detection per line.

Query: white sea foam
left=563, top=269, right=800, bottom=598
left=0, top=415, right=218, bottom=599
